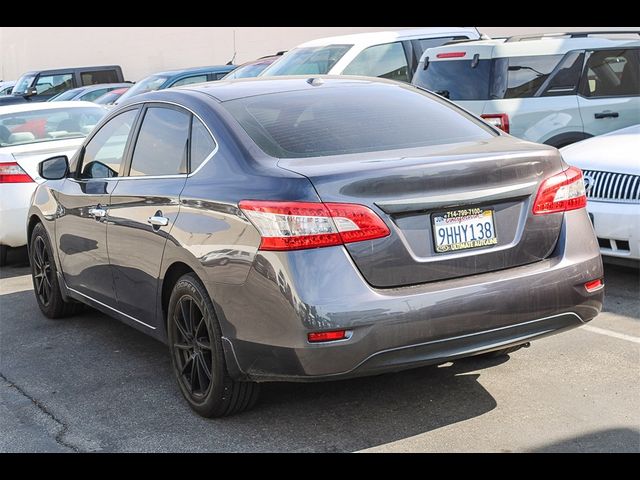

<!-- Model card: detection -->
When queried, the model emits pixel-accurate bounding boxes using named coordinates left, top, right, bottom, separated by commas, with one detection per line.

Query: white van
left=260, top=28, right=480, bottom=83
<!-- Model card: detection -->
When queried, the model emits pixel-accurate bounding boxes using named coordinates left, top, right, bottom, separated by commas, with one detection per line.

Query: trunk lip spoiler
left=375, top=180, right=538, bottom=214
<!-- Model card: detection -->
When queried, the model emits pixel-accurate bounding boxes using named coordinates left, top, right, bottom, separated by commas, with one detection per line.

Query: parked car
left=93, top=87, right=130, bottom=106
left=0, top=102, right=106, bottom=265
left=561, top=124, right=640, bottom=267
left=223, top=53, right=285, bottom=80
left=48, top=83, right=131, bottom=103
left=259, top=28, right=480, bottom=83
left=413, top=31, right=640, bottom=147
left=113, top=65, right=235, bottom=105
left=29, top=77, right=603, bottom=417
left=0, top=81, right=15, bottom=95
left=0, top=66, right=125, bottom=106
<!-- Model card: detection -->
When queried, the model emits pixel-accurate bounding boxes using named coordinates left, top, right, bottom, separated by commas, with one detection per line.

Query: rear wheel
left=168, top=273, right=259, bottom=417
left=30, top=223, right=82, bottom=318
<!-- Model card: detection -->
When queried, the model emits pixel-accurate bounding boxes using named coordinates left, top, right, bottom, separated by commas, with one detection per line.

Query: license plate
left=432, top=208, right=498, bottom=253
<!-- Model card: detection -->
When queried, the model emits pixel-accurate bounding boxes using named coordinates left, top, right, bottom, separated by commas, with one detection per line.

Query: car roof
left=176, top=75, right=409, bottom=102
left=0, top=101, right=104, bottom=115
left=422, top=35, right=640, bottom=60
left=20, top=65, right=121, bottom=75
left=150, top=65, right=236, bottom=77
left=298, top=27, right=478, bottom=48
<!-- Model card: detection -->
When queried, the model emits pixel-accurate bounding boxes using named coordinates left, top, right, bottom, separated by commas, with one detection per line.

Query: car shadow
left=0, top=246, right=29, bottom=279
left=0, top=288, right=504, bottom=452
left=529, top=428, right=640, bottom=453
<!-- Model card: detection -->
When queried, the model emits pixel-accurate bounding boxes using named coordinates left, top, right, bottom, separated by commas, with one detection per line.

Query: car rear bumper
left=213, top=209, right=604, bottom=382
left=0, top=183, right=36, bottom=247
left=588, top=200, right=640, bottom=262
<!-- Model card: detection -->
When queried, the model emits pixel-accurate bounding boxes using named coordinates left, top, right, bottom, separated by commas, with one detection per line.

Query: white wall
left=1, top=27, right=637, bottom=81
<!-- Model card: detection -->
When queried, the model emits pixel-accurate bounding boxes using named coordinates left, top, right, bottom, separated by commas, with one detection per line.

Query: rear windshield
left=221, top=84, right=495, bottom=159
left=413, top=54, right=566, bottom=100
left=259, top=45, right=352, bottom=76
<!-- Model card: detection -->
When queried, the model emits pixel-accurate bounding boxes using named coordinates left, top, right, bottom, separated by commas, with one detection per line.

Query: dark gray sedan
left=28, top=77, right=604, bottom=417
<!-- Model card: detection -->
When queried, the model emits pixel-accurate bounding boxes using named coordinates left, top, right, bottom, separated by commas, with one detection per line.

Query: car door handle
left=88, top=207, right=107, bottom=218
left=594, top=111, right=619, bottom=119
left=147, top=215, right=169, bottom=227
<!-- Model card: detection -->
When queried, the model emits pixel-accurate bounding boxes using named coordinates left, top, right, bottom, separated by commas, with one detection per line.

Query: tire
left=0, top=245, right=7, bottom=267
left=167, top=273, right=259, bottom=417
left=481, top=343, right=529, bottom=358
left=29, top=223, right=82, bottom=318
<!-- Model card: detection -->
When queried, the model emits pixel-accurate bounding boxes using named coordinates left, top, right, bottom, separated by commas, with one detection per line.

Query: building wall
left=1, top=27, right=637, bottom=81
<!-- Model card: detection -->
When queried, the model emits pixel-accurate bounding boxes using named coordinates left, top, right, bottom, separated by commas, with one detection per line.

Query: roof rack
left=506, top=31, right=640, bottom=42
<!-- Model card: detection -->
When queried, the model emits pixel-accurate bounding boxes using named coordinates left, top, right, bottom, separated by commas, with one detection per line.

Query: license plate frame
left=431, top=207, right=498, bottom=254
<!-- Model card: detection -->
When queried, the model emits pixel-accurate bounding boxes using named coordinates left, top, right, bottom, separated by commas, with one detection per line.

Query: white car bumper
left=588, top=200, right=640, bottom=262
left=0, top=183, right=37, bottom=247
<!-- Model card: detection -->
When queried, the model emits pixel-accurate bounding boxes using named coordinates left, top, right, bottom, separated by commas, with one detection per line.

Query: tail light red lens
left=0, top=162, right=34, bottom=183
left=238, top=200, right=390, bottom=251
left=308, top=330, right=348, bottom=343
left=481, top=113, right=510, bottom=133
left=436, top=52, right=466, bottom=59
left=533, top=166, right=587, bottom=215
left=584, top=279, right=604, bottom=293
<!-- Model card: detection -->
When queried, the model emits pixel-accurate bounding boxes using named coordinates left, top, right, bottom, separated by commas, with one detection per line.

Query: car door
left=577, top=48, right=640, bottom=136
left=55, top=107, right=140, bottom=305
left=107, top=104, right=193, bottom=328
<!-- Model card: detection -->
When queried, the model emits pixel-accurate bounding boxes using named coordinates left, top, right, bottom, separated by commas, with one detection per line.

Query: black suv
left=0, top=65, right=125, bottom=105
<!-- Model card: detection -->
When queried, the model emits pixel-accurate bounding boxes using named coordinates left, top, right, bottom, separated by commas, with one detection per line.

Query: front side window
left=34, top=73, right=74, bottom=96
left=190, top=116, right=216, bottom=172
left=0, top=106, right=105, bottom=148
left=171, top=75, right=208, bottom=88
left=343, top=42, right=410, bottom=82
left=80, top=109, right=138, bottom=179
left=260, top=45, right=352, bottom=76
left=580, top=49, right=640, bottom=97
left=128, top=107, right=190, bottom=176
left=222, top=84, right=495, bottom=159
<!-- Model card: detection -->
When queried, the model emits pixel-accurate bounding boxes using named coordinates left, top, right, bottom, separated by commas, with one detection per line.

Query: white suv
left=260, top=28, right=480, bottom=83
left=413, top=31, right=640, bottom=147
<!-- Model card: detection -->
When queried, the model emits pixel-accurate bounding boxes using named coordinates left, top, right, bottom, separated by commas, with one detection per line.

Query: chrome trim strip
left=67, top=286, right=156, bottom=330
left=376, top=181, right=537, bottom=213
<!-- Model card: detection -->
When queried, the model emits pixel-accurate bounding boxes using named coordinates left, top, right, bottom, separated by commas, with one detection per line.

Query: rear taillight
left=436, top=52, right=466, bottom=59
left=532, top=166, right=587, bottom=215
left=481, top=113, right=510, bottom=133
left=0, top=162, right=34, bottom=183
left=238, top=200, right=390, bottom=251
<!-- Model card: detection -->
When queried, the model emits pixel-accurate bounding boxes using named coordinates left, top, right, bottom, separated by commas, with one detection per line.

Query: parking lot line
left=581, top=325, right=640, bottom=344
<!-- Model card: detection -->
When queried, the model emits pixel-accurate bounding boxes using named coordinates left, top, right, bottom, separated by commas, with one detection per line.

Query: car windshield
left=94, top=88, right=129, bottom=105
left=49, top=88, right=85, bottom=102
left=12, top=74, right=36, bottom=95
left=222, top=84, right=495, bottom=158
left=413, top=59, right=493, bottom=101
left=0, top=107, right=106, bottom=147
left=115, top=75, right=168, bottom=104
left=260, top=45, right=352, bottom=76
left=224, top=62, right=274, bottom=80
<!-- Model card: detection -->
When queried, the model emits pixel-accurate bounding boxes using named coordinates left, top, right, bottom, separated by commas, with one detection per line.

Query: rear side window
left=413, top=59, right=492, bottom=100
left=499, top=55, right=564, bottom=98
left=222, top=84, right=495, bottom=158
left=343, top=42, right=410, bottom=82
left=579, top=49, right=640, bottom=97
left=81, top=69, right=120, bottom=85
left=417, top=37, right=470, bottom=54
left=190, top=116, right=216, bottom=171
left=129, top=107, right=190, bottom=176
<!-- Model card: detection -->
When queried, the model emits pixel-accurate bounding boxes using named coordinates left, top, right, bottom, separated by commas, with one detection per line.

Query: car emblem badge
left=583, top=175, right=595, bottom=194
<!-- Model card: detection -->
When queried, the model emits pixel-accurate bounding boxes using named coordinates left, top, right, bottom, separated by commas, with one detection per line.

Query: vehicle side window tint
left=129, top=107, right=190, bottom=176
left=190, top=116, right=216, bottom=172
left=171, top=75, right=208, bottom=87
left=343, top=42, right=410, bottom=83
left=504, top=55, right=563, bottom=98
left=34, top=73, right=73, bottom=96
left=81, top=70, right=119, bottom=85
left=580, top=49, right=640, bottom=98
left=542, top=52, right=585, bottom=97
left=81, top=109, right=138, bottom=179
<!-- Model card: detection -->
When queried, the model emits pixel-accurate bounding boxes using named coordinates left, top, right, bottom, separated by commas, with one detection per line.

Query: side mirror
left=39, top=155, right=69, bottom=180
left=24, top=88, right=38, bottom=98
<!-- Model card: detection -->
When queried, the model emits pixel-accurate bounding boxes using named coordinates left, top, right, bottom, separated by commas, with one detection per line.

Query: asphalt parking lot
left=1, top=247, right=638, bottom=453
